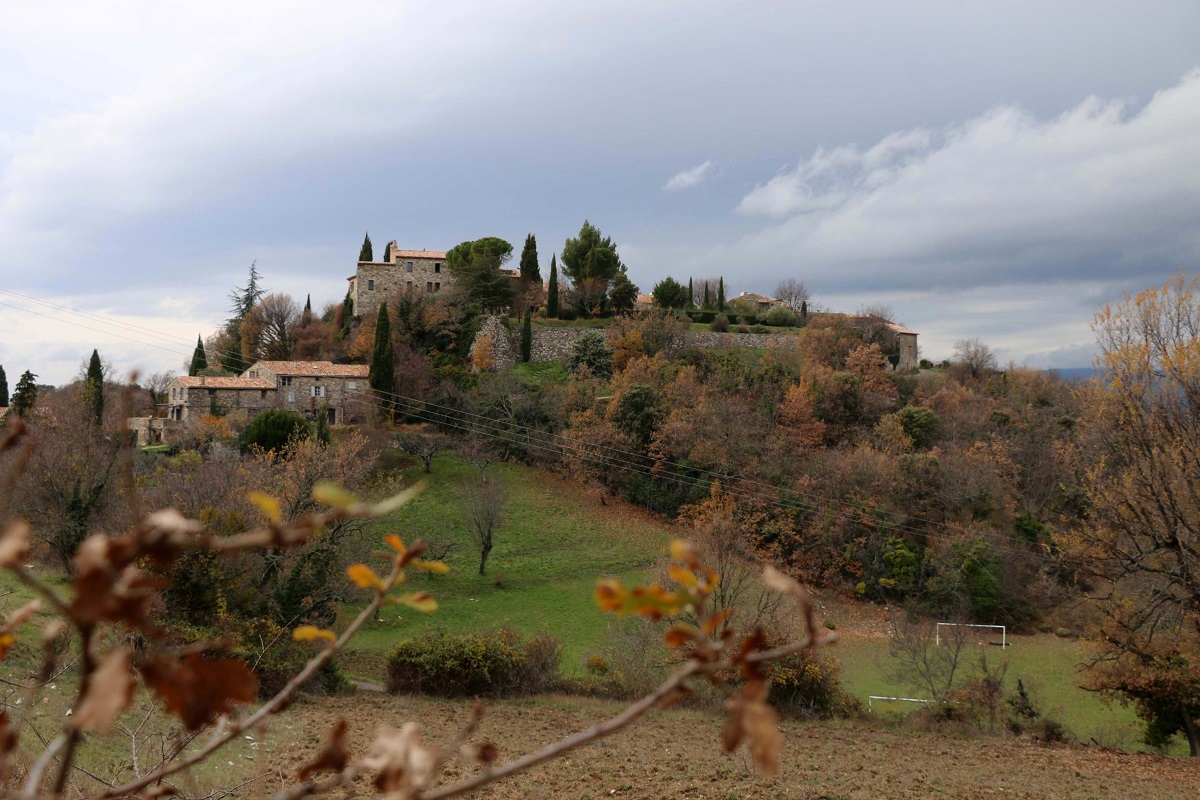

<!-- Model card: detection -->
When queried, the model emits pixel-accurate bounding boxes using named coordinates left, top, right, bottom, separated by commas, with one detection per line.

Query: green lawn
left=344, top=454, right=674, bottom=673
left=832, top=634, right=1180, bottom=754
left=511, top=361, right=569, bottom=386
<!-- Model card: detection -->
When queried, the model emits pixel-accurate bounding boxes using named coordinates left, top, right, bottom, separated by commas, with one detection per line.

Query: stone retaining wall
left=471, top=318, right=801, bottom=371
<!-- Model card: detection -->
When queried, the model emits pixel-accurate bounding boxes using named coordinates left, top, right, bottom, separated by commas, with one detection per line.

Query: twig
left=21, top=733, right=65, bottom=799
left=98, top=561, right=402, bottom=799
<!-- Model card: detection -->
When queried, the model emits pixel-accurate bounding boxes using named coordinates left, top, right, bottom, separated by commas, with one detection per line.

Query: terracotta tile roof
left=736, top=292, right=780, bottom=304
left=176, top=376, right=275, bottom=390
left=849, top=314, right=918, bottom=336
left=247, top=361, right=369, bottom=378
left=391, top=250, right=448, bottom=260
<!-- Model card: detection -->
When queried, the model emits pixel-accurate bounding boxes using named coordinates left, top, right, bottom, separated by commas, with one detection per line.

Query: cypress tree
left=301, top=294, right=313, bottom=326
left=688, top=277, right=694, bottom=309
left=359, top=231, right=374, bottom=262
left=547, top=255, right=560, bottom=318
left=703, top=282, right=711, bottom=310
left=189, top=335, right=208, bottom=376
left=85, top=349, right=104, bottom=425
left=800, top=299, right=808, bottom=324
left=521, top=308, right=533, bottom=363
left=368, top=302, right=395, bottom=421
left=11, top=371, right=37, bottom=418
left=0, top=365, right=8, bottom=407
left=382, top=241, right=392, bottom=263
left=519, top=234, right=541, bottom=283
left=717, top=277, right=726, bottom=311
left=339, top=289, right=354, bottom=338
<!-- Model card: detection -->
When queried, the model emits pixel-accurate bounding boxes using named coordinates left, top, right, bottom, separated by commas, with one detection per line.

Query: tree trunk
left=479, top=539, right=492, bottom=576
left=1182, top=705, right=1200, bottom=757
left=422, top=455, right=433, bottom=473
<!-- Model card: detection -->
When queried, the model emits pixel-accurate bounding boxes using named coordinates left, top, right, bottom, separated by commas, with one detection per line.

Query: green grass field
left=343, top=454, right=674, bottom=672
left=832, top=634, right=1177, bottom=754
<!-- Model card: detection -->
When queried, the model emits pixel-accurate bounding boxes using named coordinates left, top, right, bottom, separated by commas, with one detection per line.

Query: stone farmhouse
left=130, top=360, right=371, bottom=445
left=349, top=240, right=525, bottom=319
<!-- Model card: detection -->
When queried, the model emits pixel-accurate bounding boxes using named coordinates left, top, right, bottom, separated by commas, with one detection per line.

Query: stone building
left=241, top=360, right=369, bottom=424
left=349, top=242, right=449, bottom=319
left=164, top=375, right=276, bottom=422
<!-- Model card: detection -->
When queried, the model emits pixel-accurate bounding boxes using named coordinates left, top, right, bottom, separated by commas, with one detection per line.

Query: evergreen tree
left=359, top=231, right=374, bottom=262
left=609, top=270, right=639, bottom=313
left=315, top=405, right=331, bottom=444
left=547, top=255, right=560, bottom=318
left=223, top=262, right=265, bottom=373
left=189, top=335, right=208, bottom=376
left=717, top=276, right=726, bottom=311
left=445, top=237, right=516, bottom=311
left=703, top=283, right=712, bottom=310
left=521, top=308, right=533, bottom=363
left=0, top=365, right=8, bottom=407
left=383, top=241, right=392, bottom=263
left=339, top=289, right=354, bottom=338
left=800, top=299, right=808, bottom=324
left=688, top=277, right=695, bottom=309
left=519, top=234, right=541, bottom=283
left=369, top=302, right=395, bottom=421
left=11, top=371, right=37, bottom=418
left=301, top=294, right=313, bottom=326
left=85, top=349, right=104, bottom=425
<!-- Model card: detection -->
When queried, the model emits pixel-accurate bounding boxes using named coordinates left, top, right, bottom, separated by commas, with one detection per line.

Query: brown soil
left=254, top=691, right=1199, bottom=799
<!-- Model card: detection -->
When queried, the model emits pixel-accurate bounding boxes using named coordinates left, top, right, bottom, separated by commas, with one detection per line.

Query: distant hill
left=1046, top=367, right=1098, bottom=382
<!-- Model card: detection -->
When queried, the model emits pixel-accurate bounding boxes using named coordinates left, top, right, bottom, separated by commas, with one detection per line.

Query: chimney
left=200, top=376, right=206, bottom=385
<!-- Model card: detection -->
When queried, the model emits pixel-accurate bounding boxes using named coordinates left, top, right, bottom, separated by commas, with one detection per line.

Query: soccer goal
left=867, top=696, right=930, bottom=713
left=935, top=622, right=1008, bottom=648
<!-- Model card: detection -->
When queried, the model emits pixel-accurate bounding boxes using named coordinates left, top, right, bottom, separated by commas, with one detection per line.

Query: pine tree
left=519, top=234, right=541, bottom=283
left=383, top=241, right=392, bottom=263
left=369, top=302, right=395, bottom=422
left=85, top=349, right=104, bottom=425
left=223, top=262, right=265, bottom=373
left=521, top=308, right=533, bottom=363
left=189, top=335, right=208, bottom=376
left=703, top=283, right=712, bottom=310
left=717, top=277, right=726, bottom=311
left=688, top=277, right=695, bottom=309
left=547, top=255, right=560, bottom=318
left=359, top=232, right=374, bottom=262
left=11, top=371, right=37, bottom=418
left=301, top=294, right=313, bottom=326
left=0, top=365, right=8, bottom=407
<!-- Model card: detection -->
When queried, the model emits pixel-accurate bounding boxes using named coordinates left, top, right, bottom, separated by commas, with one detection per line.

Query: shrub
left=385, top=628, right=563, bottom=697
left=559, top=307, right=578, bottom=321
left=710, top=315, right=730, bottom=333
left=751, top=325, right=770, bottom=335
left=736, top=324, right=751, bottom=334
left=741, top=313, right=759, bottom=325
left=764, top=305, right=797, bottom=326
left=238, top=409, right=313, bottom=454
left=694, top=311, right=716, bottom=324
left=895, top=405, right=939, bottom=448
left=766, top=649, right=862, bottom=719
left=567, top=330, right=614, bottom=380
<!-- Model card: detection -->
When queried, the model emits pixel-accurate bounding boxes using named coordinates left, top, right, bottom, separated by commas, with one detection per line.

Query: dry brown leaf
left=0, top=518, right=30, bottom=568
left=141, top=653, right=258, bottom=732
left=363, top=723, right=440, bottom=796
left=73, top=648, right=135, bottom=734
left=298, top=719, right=349, bottom=780
left=723, top=679, right=782, bottom=775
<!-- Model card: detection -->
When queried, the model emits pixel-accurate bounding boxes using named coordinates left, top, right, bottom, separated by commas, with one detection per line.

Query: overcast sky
left=2, top=1, right=1199, bottom=384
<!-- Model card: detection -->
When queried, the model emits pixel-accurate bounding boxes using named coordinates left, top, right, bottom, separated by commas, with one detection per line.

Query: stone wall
left=352, top=258, right=450, bottom=319
left=472, top=315, right=517, bottom=371
left=471, top=318, right=796, bottom=370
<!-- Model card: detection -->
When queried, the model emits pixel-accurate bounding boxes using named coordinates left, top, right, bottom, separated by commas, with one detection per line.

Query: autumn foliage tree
left=1076, top=272, right=1200, bottom=755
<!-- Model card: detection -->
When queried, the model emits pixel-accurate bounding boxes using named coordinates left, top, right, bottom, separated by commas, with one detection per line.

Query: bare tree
left=859, top=302, right=895, bottom=322
left=465, top=474, right=505, bottom=575
left=775, top=278, right=811, bottom=310
left=143, top=371, right=174, bottom=415
left=395, top=430, right=447, bottom=473
left=953, top=337, right=997, bottom=379
left=246, top=292, right=300, bottom=361
left=886, top=614, right=971, bottom=704
left=459, top=435, right=499, bottom=477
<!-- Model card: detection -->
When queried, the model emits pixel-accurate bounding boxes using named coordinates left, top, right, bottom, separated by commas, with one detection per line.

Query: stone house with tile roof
left=164, top=375, right=276, bottom=422
left=350, top=243, right=450, bottom=319
left=241, top=360, right=369, bottom=424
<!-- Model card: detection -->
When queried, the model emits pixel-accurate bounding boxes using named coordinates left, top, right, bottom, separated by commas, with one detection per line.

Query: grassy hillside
left=345, top=454, right=675, bottom=671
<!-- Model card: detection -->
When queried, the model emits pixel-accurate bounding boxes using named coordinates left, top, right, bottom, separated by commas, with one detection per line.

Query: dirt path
left=256, top=692, right=1199, bottom=799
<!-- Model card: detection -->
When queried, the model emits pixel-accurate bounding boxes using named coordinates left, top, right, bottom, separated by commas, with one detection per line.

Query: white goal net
left=935, top=622, right=1007, bottom=648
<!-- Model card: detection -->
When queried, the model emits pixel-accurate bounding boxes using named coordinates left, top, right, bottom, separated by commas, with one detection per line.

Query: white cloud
left=663, top=159, right=713, bottom=192
left=731, top=71, right=1200, bottom=291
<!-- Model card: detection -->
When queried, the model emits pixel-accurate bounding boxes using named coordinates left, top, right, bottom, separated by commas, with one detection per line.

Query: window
left=347, top=380, right=358, bottom=389
left=426, top=282, right=433, bottom=293
left=260, top=390, right=267, bottom=399
left=367, top=279, right=375, bottom=290
left=280, top=376, right=292, bottom=387
left=208, top=389, right=216, bottom=397
left=434, top=282, right=440, bottom=292
left=249, top=370, right=258, bottom=377
left=311, top=386, right=326, bottom=399
left=287, top=391, right=295, bottom=403
left=434, top=263, right=441, bottom=274
left=406, top=262, right=414, bottom=272
left=407, top=281, right=413, bottom=289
